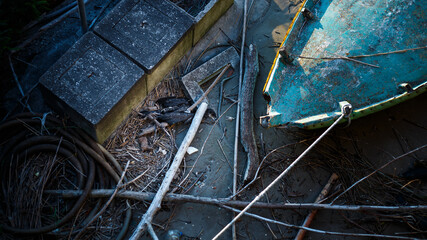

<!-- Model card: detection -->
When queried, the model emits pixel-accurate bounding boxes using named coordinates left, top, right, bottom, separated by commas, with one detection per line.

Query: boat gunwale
left=262, top=0, right=309, bottom=94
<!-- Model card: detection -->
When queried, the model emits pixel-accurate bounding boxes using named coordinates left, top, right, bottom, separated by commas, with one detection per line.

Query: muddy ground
left=1, top=0, right=426, bottom=239
left=145, top=1, right=427, bottom=239
left=149, top=1, right=426, bottom=239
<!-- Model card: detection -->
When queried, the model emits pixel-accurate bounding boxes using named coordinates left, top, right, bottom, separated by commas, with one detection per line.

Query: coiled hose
left=0, top=113, right=131, bottom=239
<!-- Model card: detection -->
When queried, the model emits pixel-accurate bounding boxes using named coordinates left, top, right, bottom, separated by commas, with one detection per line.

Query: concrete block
left=182, top=46, right=239, bottom=85
left=193, top=0, right=234, bottom=45
left=39, top=32, right=146, bottom=142
left=181, top=47, right=239, bottom=106
left=94, top=0, right=194, bottom=72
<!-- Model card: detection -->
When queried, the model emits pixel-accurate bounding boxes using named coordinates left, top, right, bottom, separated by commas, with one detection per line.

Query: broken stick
left=294, top=173, right=339, bottom=240
left=49, top=189, right=427, bottom=212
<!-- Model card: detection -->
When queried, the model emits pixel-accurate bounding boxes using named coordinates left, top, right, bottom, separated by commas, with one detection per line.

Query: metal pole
left=77, top=0, right=88, bottom=33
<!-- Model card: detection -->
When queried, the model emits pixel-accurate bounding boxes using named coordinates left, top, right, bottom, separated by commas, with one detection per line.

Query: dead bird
left=139, top=97, right=216, bottom=125
left=140, top=97, right=193, bottom=125
left=156, top=97, right=190, bottom=108
left=156, top=111, right=194, bottom=125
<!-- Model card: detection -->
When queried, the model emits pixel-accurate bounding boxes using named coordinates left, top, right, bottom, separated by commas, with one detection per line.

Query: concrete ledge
left=193, top=0, right=234, bottom=45
left=95, top=70, right=147, bottom=142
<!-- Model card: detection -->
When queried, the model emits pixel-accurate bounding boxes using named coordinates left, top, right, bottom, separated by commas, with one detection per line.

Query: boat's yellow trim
left=262, top=0, right=308, bottom=93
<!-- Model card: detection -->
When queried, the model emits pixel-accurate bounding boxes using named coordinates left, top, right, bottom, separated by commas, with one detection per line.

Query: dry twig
left=298, top=54, right=379, bottom=68
left=331, top=144, right=427, bottom=204
left=49, top=189, right=427, bottom=212
left=349, top=46, right=427, bottom=58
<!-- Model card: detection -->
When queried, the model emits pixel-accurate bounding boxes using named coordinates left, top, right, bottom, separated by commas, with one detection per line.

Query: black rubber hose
left=117, top=206, right=132, bottom=240
left=57, top=128, right=121, bottom=182
left=12, top=136, right=89, bottom=174
left=1, top=143, right=95, bottom=234
left=0, top=113, right=131, bottom=237
left=0, top=117, right=120, bottom=181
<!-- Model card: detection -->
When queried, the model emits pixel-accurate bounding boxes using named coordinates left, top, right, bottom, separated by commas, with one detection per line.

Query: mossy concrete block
left=94, top=0, right=194, bottom=72
left=145, top=0, right=235, bottom=94
left=145, top=26, right=194, bottom=94
left=193, top=0, right=234, bottom=45
left=39, top=32, right=146, bottom=142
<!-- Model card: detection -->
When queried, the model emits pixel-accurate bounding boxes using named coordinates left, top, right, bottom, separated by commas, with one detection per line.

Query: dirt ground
left=139, top=1, right=427, bottom=239
left=1, top=0, right=426, bottom=239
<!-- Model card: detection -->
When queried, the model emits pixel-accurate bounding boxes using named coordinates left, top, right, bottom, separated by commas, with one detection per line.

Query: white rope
left=213, top=107, right=350, bottom=240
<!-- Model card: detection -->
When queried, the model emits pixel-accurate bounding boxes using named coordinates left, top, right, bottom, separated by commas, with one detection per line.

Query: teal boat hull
left=261, top=0, right=427, bottom=129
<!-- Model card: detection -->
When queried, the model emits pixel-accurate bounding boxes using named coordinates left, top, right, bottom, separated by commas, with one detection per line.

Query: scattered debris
left=187, top=146, right=199, bottom=155
left=2, top=1, right=426, bottom=239
left=131, top=50, right=236, bottom=238
left=158, top=147, right=168, bottom=155
left=104, top=77, right=183, bottom=193
left=139, top=122, right=169, bottom=136
left=165, top=229, right=183, bottom=240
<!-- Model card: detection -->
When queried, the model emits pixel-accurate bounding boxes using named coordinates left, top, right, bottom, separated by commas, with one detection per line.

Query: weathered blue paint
left=262, top=0, right=427, bottom=129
